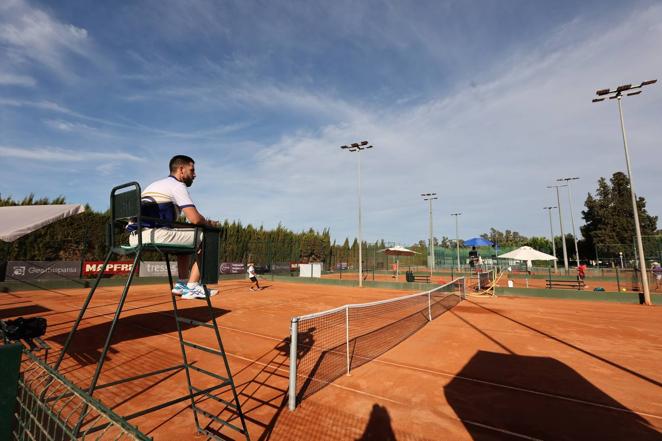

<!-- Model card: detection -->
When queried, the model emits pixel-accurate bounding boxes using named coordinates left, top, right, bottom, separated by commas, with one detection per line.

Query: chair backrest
left=111, top=182, right=141, bottom=220
left=108, top=182, right=141, bottom=248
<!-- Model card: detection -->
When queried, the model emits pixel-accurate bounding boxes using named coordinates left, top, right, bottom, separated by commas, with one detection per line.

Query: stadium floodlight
left=592, top=79, right=656, bottom=305
left=421, top=193, right=438, bottom=276
left=340, top=140, right=373, bottom=287
left=450, top=213, right=462, bottom=271
left=543, top=206, right=559, bottom=273
left=557, top=177, right=581, bottom=266
left=547, top=184, right=569, bottom=274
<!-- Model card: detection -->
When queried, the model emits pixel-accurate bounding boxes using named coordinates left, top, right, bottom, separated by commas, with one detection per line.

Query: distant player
left=651, top=262, right=662, bottom=289
left=247, top=262, right=261, bottom=291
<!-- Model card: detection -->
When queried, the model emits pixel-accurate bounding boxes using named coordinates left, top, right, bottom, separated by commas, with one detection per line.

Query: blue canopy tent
left=464, top=237, right=493, bottom=247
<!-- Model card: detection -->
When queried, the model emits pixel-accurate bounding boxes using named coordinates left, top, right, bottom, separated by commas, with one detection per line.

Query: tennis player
left=247, top=262, right=261, bottom=291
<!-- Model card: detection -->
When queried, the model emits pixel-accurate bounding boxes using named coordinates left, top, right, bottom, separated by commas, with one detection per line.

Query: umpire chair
left=52, top=182, right=250, bottom=440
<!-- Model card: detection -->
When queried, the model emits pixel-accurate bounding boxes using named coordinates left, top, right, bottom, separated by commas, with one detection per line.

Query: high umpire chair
left=52, top=182, right=250, bottom=440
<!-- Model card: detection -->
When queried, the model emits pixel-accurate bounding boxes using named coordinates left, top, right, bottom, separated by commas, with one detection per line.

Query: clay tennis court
left=2, top=278, right=661, bottom=440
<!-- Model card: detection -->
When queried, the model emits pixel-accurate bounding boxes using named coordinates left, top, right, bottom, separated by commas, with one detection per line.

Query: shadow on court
left=444, top=351, right=661, bottom=440
left=355, top=404, right=397, bottom=441
left=49, top=306, right=229, bottom=365
left=266, top=400, right=405, bottom=441
left=0, top=304, right=52, bottom=320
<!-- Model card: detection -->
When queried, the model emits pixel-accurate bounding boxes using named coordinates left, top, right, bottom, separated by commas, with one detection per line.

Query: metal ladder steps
left=176, top=316, right=214, bottom=329
left=190, top=385, right=237, bottom=410
left=193, top=405, right=247, bottom=435
left=182, top=340, right=224, bottom=356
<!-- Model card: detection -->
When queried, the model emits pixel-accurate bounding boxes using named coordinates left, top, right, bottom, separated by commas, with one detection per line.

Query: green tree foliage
left=581, top=172, right=658, bottom=258
left=480, top=228, right=528, bottom=247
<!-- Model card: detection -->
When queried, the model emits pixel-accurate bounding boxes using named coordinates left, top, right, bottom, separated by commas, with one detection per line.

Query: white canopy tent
left=0, top=205, right=85, bottom=242
left=378, top=246, right=419, bottom=280
left=497, top=246, right=557, bottom=288
left=497, top=246, right=557, bottom=262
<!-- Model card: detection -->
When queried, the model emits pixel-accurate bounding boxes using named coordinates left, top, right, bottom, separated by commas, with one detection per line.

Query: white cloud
left=0, top=71, right=35, bottom=86
left=0, top=145, right=143, bottom=162
left=0, top=0, right=95, bottom=79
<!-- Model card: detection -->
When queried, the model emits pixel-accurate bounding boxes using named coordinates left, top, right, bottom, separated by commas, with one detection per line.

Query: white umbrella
left=378, top=246, right=419, bottom=280
left=498, top=246, right=557, bottom=288
left=497, top=246, right=557, bottom=261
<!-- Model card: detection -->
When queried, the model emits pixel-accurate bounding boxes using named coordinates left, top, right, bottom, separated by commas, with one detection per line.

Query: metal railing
left=12, top=349, right=151, bottom=441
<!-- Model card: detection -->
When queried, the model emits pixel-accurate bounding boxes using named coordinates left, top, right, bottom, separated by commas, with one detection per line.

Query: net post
left=288, top=317, right=299, bottom=411
left=427, top=290, right=432, bottom=321
left=461, top=276, right=466, bottom=299
left=345, top=306, right=351, bottom=375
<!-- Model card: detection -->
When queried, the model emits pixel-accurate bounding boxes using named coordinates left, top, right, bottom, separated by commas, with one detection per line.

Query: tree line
left=1, top=172, right=659, bottom=267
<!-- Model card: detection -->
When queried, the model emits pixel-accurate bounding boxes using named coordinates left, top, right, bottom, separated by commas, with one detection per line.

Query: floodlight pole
left=341, top=141, right=373, bottom=287
left=544, top=206, right=558, bottom=273
left=548, top=185, right=569, bottom=274
left=451, top=213, right=462, bottom=271
left=422, top=193, right=438, bottom=276
left=592, top=79, right=655, bottom=306
left=558, top=177, right=581, bottom=265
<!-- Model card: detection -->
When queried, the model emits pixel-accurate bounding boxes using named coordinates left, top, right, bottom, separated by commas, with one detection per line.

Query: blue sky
left=1, top=0, right=661, bottom=245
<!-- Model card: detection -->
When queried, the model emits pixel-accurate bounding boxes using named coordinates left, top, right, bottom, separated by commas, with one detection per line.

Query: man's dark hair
left=169, top=155, right=194, bottom=173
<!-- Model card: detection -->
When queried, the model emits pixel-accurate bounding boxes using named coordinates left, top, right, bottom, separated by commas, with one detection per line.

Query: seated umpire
left=127, top=154, right=217, bottom=300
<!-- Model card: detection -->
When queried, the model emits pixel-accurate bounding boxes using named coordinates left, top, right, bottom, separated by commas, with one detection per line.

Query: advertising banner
left=6, top=261, right=81, bottom=281
left=220, top=262, right=245, bottom=274
left=139, top=261, right=178, bottom=278
left=83, top=261, right=135, bottom=276
left=335, top=262, right=348, bottom=270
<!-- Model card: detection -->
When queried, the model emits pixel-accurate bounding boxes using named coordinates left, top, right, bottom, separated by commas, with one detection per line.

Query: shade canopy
left=0, top=204, right=85, bottom=242
left=464, top=237, right=493, bottom=247
left=378, top=246, right=419, bottom=256
left=497, top=246, right=557, bottom=261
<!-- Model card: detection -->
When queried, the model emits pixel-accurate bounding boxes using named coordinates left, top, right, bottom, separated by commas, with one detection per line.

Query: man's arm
left=182, top=206, right=210, bottom=226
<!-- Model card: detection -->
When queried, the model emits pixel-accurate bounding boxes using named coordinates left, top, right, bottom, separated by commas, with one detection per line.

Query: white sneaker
left=181, top=285, right=218, bottom=300
left=171, top=281, right=187, bottom=295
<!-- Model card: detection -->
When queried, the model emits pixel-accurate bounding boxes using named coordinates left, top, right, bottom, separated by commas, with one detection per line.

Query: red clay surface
left=1, top=278, right=661, bottom=440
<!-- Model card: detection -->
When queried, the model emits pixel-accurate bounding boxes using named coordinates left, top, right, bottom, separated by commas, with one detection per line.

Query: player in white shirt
left=247, top=262, right=261, bottom=291
left=128, top=155, right=217, bottom=299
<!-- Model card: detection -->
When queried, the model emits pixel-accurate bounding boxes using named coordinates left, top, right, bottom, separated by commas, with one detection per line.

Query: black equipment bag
left=0, top=317, right=47, bottom=341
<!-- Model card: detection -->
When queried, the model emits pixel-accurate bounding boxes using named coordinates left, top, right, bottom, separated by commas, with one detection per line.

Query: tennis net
left=287, top=277, right=465, bottom=410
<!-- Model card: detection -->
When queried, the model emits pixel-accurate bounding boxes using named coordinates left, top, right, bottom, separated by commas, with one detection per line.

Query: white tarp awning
left=0, top=204, right=85, bottom=242
left=378, top=246, right=419, bottom=256
left=497, top=246, right=557, bottom=261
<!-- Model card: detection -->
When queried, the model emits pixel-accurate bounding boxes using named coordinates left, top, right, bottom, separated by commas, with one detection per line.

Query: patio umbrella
left=378, top=246, right=419, bottom=280
left=497, top=246, right=557, bottom=288
left=497, top=246, right=556, bottom=261
left=464, top=237, right=494, bottom=247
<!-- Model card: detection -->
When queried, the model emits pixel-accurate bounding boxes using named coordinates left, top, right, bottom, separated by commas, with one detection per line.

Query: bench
left=545, top=279, right=585, bottom=290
